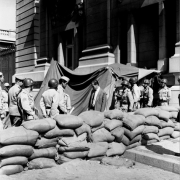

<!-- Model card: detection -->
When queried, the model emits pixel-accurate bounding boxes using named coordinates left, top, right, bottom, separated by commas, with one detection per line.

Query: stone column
left=169, top=0, right=180, bottom=73
left=127, top=12, right=137, bottom=65
left=158, top=1, right=168, bottom=71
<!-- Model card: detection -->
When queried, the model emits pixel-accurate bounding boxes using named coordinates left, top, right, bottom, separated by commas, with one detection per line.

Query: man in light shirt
left=88, top=80, right=107, bottom=112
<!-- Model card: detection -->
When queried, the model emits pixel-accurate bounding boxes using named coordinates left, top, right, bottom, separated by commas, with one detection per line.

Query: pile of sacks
left=0, top=106, right=179, bottom=175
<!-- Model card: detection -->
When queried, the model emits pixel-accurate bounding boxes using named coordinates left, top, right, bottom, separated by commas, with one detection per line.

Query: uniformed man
left=40, top=79, right=60, bottom=118
left=8, top=77, right=24, bottom=126
left=119, top=80, right=134, bottom=112
left=158, top=78, right=171, bottom=106
left=129, top=77, right=141, bottom=110
left=140, top=79, right=153, bottom=108
left=17, top=78, right=38, bottom=122
left=57, top=76, right=71, bottom=114
left=4, top=83, right=10, bottom=93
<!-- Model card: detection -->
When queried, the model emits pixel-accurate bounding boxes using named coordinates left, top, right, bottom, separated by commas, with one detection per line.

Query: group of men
left=113, top=77, right=171, bottom=112
left=0, top=73, right=72, bottom=129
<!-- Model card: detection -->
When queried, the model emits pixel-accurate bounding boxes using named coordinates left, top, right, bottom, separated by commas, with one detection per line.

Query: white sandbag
left=141, top=138, right=158, bottom=145
left=35, top=137, right=58, bottom=149
left=63, top=151, right=88, bottom=159
left=159, top=135, right=170, bottom=140
left=104, top=109, right=124, bottom=120
left=111, top=127, right=124, bottom=143
left=158, top=110, right=170, bottom=122
left=106, top=142, right=126, bottom=156
left=104, top=120, right=123, bottom=131
left=160, top=120, right=175, bottom=128
left=121, top=135, right=130, bottom=146
left=22, top=118, right=56, bottom=133
left=0, top=156, right=28, bottom=167
left=134, top=108, right=159, bottom=117
left=129, top=135, right=142, bottom=145
left=75, top=123, right=91, bottom=136
left=143, top=126, right=159, bottom=134
left=79, top=111, right=104, bottom=127
left=158, top=127, right=174, bottom=137
left=145, top=116, right=162, bottom=128
left=54, top=114, right=83, bottom=129
left=171, top=131, right=180, bottom=138
left=0, top=126, right=39, bottom=146
left=0, top=165, right=23, bottom=175
left=170, top=111, right=178, bottom=119
left=158, top=106, right=179, bottom=112
left=174, top=123, right=180, bottom=131
left=143, top=133, right=160, bottom=141
left=0, top=145, right=33, bottom=157
left=127, top=142, right=141, bottom=149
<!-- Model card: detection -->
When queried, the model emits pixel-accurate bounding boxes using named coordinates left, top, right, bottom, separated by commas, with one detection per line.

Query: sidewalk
left=123, top=138, right=180, bottom=174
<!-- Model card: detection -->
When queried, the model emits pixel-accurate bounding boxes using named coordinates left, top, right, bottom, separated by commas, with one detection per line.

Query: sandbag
left=106, top=142, right=126, bottom=156
left=171, top=131, right=180, bottom=138
left=44, top=126, right=74, bottom=139
left=35, top=137, right=58, bottom=149
left=129, top=135, right=142, bottom=145
left=143, top=126, right=159, bottom=134
left=158, top=110, right=170, bottom=122
left=55, top=154, right=76, bottom=164
left=29, top=147, right=57, bottom=160
left=145, top=116, right=162, bottom=128
left=104, top=109, right=124, bottom=120
left=54, top=114, right=83, bottom=129
left=158, top=106, right=179, bottom=112
left=0, top=156, right=28, bottom=167
left=158, top=127, right=174, bottom=137
left=58, top=141, right=89, bottom=152
left=92, top=128, right=115, bottom=143
left=143, top=133, right=160, bottom=141
left=123, top=115, right=145, bottom=130
left=79, top=111, right=104, bottom=127
left=75, top=123, right=91, bottom=136
left=87, top=142, right=109, bottom=158
left=0, top=165, right=23, bottom=175
left=127, top=142, right=141, bottom=149
left=159, top=135, right=170, bottom=140
left=0, top=126, right=39, bottom=146
left=160, top=120, right=175, bottom=128
left=0, top=145, right=33, bottom=157
left=170, top=111, right=178, bottom=119
left=63, top=151, right=88, bottom=159
left=141, top=138, right=158, bottom=145
left=22, top=118, right=56, bottom=134
left=121, top=135, right=130, bottom=146
left=27, top=158, right=57, bottom=169
left=58, top=133, right=87, bottom=146
left=123, top=125, right=145, bottom=140
left=134, top=108, right=159, bottom=117
left=87, top=156, right=104, bottom=161
left=175, top=123, right=180, bottom=131
left=111, top=127, right=124, bottom=143
left=104, top=120, right=123, bottom=131
left=91, top=122, right=105, bottom=133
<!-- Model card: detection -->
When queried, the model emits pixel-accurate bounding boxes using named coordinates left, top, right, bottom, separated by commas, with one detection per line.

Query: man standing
left=40, top=79, right=60, bottom=118
left=129, top=77, right=141, bottom=110
left=18, top=78, right=38, bottom=122
left=57, top=76, right=71, bottom=114
left=88, top=80, right=107, bottom=112
left=140, top=79, right=153, bottom=108
left=158, top=78, right=171, bottom=106
left=119, top=80, right=134, bottom=112
left=4, top=83, right=10, bottom=93
left=8, top=77, right=24, bottom=126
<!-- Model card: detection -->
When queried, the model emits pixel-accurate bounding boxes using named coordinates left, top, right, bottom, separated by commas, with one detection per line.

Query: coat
left=88, top=88, right=107, bottom=112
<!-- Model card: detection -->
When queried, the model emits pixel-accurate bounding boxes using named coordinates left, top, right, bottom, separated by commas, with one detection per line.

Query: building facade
left=15, top=0, right=180, bottom=106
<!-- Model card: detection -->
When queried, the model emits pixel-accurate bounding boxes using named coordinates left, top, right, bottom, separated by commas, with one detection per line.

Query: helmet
left=4, top=83, right=10, bottom=87
left=48, top=79, right=58, bottom=89
left=144, top=79, right=150, bottom=84
left=161, top=78, right=167, bottom=84
left=23, top=78, right=34, bottom=87
left=121, top=80, right=129, bottom=86
left=59, top=76, right=70, bottom=83
left=129, top=77, right=137, bottom=84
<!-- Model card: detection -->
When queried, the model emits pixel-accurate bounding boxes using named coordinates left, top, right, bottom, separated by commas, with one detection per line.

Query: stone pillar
left=127, top=12, right=137, bottom=66
left=158, top=1, right=168, bottom=71
left=57, top=35, right=65, bottom=66
left=169, top=0, right=180, bottom=73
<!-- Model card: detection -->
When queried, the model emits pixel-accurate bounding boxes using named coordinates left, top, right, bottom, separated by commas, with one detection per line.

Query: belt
left=46, top=107, right=51, bottom=109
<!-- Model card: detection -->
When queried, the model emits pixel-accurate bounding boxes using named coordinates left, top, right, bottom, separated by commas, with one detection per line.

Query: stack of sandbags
left=0, top=126, right=39, bottom=175
left=171, top=122, right=180, bottom=138
left=122, top=114, right=145, bottom=149
left=22, top=118, right=58, bottom=170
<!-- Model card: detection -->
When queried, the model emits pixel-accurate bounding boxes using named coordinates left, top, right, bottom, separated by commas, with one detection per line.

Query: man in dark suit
left=88, top=80, right=107, bottom=112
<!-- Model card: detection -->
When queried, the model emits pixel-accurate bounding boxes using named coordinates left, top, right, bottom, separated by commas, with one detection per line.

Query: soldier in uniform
left=57, top=76, right=71, bottom=114
left=4, top=83, right=10, bottom=93
left=17, top=78, right=38, bottom=122
left=140, top=79, right=153, bottom=108
left=40, top=79, right=60, bottom=118
left=119, top=80, right=134, bottom=112
left=157, top=78, right=171, bottom=106
left=129, top=77, right=141, bottom=110
left=8, top=77, right=24, bottom=126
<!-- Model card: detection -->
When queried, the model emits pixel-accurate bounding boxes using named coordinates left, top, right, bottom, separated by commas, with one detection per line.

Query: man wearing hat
left=157, top=78, right=171, bottom=106
left=140, top=79, right=153, bottom=108
left=57, top=76, right=71, bottom=114
left=8, top=77, right=24, bottom=126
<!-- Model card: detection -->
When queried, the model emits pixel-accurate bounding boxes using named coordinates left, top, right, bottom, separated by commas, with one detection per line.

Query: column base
left=75, top=45, right=115, bottom=74
left=169, top=55, right=180, bottom=73
left=157, top=58, right=168, bottom=72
